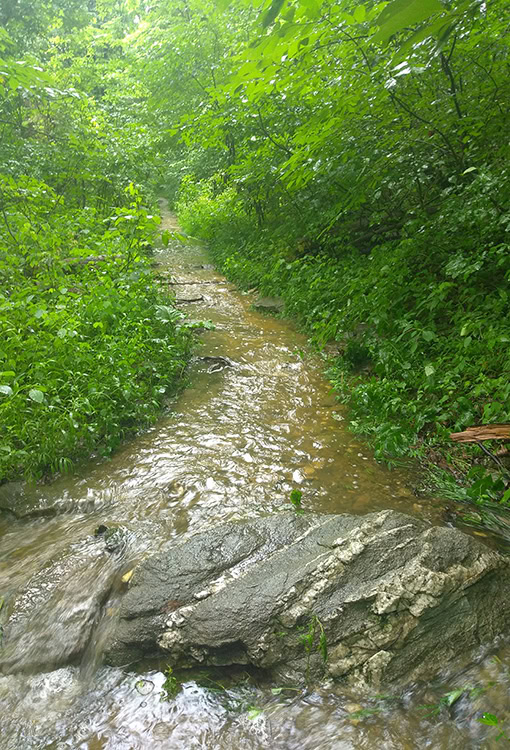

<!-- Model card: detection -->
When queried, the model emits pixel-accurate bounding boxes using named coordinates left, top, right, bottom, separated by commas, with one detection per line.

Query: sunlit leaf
left=28, top=389, right=45, bottom=403
left=478, top=713, right=499, bottom=726
left=442, top=688, right=464, bottom=707
left=353, top=5, right=366, bottom=23
left=122, top=569, right=134, bottom=583
left=300, top=0, right=321, bottom=19
left=373, top=0, right=443, bottom=45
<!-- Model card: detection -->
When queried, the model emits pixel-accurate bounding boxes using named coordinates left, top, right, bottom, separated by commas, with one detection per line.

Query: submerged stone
left=253, top=296, right=285, bottom=313
left=104, top=511, right=510, bottom=689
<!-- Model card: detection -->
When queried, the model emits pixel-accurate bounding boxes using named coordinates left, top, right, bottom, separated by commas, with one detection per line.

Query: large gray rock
left=104, top=511, right=510, bottom=689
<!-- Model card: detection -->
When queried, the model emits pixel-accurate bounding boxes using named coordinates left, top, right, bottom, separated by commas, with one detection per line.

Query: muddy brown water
left=0, top=202, right=509, bottom=748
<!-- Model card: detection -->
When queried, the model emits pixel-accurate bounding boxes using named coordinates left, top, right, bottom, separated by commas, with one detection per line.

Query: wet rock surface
left=104, top=511, right=510, bottom=689
left=0, top=539, right=120, bottom=674
left=253, top=296, right=285, bottom=313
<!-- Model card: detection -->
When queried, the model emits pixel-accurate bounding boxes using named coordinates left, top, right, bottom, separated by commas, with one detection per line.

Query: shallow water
left=0, top=202, right=508, bottom=748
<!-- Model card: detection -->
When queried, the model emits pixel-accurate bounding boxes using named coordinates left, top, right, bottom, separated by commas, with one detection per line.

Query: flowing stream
left=0, top=201, right=509, bottom=749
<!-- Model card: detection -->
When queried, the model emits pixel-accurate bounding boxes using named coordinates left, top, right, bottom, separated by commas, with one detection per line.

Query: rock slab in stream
left=104, top=511, right=510, bottom=689
left=253, top=296, right=284, bottom=313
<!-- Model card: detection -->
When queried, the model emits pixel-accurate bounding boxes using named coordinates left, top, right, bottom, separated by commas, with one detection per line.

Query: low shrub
left=0, top=179, right=192, bottom=481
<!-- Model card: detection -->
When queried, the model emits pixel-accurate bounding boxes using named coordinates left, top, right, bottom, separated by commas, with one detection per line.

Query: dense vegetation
left=154, top=0, right=509, bottom=511
left=1, top=0, right=509, bottom=515
left=0, top=3, right=192, bottom=481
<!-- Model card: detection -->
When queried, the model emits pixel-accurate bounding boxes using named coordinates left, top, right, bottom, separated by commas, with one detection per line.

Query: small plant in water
left=246, top=705, right=264, bottom=720
left=289, top=489, right=304, bottom=514
left=419, top=687, right=467, bottom=718
left=478, top=712, right=510, bottom=741
left=161, top=666, right=180, bottom=700
left=345, top=694, right=401, bottom=721
left=299, top=614, right=328, bottom=681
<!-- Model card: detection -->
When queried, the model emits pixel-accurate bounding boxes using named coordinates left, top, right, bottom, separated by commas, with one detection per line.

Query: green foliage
left=477, top=712, right=509, bottom=741
left=289, top=488, right=303, bottom=513
left=2, top=0, right=509, bottom=509
left=299, top=614, right=328, bottom=682
left=0, top=15, right=193, bottom=482
left=161, top=666, right=180, bottom=700
left=0, top=180, right=192, bottom=481
left=420, top=686, right=468, bottom=717
left=164, top=0, right=509, bottom=492
left=177, top=169, right=510, bottom=482
left=418, top=682, right=510, bottom=741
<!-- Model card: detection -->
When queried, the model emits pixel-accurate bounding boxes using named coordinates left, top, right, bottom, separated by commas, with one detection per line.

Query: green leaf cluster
left=0, top=11, right=193, bottom=481
left=0, top=177, right=192, bottom=481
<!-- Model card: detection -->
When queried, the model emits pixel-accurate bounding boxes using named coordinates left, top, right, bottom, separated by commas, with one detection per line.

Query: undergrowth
left=0, top=180, right=192, bottom=481
left=175, top=169, right=510, bottom=515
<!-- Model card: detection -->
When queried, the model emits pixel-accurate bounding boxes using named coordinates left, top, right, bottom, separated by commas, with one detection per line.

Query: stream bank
left=175, top=181, right=510, bottom=541
left=0, top=203, right=509, bottom=748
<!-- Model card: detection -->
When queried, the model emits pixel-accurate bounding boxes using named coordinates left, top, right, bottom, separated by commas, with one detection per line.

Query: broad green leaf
left=0, top=385, right=13, bottom=396
left=262, top=0, right=286, bottom=28
left=396, top=16, right=451, bottom=57
left=290, top=489, right=302, bottom=504
left=300, top=0, right=321, bottom=19
left=443, top=689, right=464, bottom=707
left=28, top=388, right=45, bottom=403
left=501, top=489, right=510, bottom=505
left=353, top=5, right=366, bottom=23
left=373, top=0, right=444, bottom=44
left=478, top=713, right=499, bottom=726
left=424, top=364, right=435, bottom=377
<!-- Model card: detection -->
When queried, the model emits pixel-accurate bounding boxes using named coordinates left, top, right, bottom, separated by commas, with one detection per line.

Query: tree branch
left=440, top=45, right=463, bottom=120
left=389, top=92, right=462, bottom=166
left=256, top=106, right=293, bottom=156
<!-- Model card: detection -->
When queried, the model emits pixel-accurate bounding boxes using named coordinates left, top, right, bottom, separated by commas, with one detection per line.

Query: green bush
left=0, top=178, right=192, bottom=480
